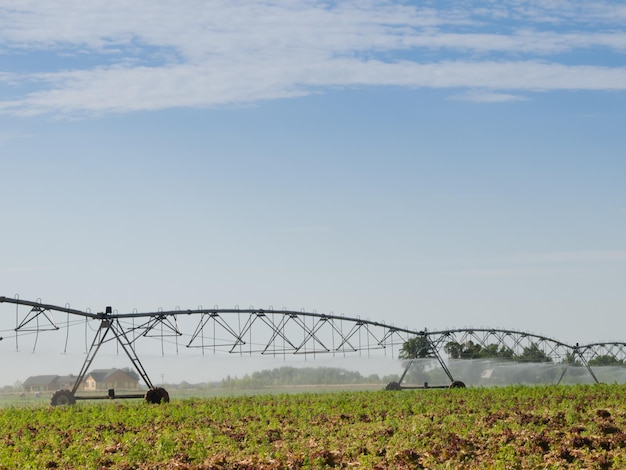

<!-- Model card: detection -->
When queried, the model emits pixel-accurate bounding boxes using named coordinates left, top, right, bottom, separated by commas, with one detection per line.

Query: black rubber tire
left=145, top=387, right=170, bottom=404
left=51, top=389, right=76, bottom=406
left=449, top=380, right=466, bottom=389
left=385, top=381, right=402, bottom=391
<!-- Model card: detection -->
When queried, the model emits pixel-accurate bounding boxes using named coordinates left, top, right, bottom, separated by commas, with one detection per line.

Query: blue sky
left=1, top=1, right=626, bottom=384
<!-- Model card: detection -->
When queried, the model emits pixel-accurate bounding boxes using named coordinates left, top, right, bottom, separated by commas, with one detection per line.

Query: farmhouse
left=83, top=369, right=140, bottom=391
left=23, top=368, right=140, bottom=392
left=22, top=375, right=77, bottom=393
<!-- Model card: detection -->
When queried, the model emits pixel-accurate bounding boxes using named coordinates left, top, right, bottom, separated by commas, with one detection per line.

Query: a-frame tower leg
left=70, top=318, right=155, bottom=395
left=51, top=308, right=167, bottom=405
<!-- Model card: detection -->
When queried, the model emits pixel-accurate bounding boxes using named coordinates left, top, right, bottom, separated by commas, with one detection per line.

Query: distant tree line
left=220, top=366, right=399, bottom=389
left=571, top=354, right=624, bottom=367
left=399, top=337, right=550, bottom=363
left=400, top=337, right=626, bottom=366
left=444, top=341, right=550, bottom=363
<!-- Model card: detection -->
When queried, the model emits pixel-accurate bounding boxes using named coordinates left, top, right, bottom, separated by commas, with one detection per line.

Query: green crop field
left=2, top=385, right=626, bottom=469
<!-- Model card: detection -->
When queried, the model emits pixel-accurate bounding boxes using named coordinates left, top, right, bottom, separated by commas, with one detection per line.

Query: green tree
left=446, top=341, right=515, bottom=361
left=399, top=336, right=439, bottom=385
left=561, top=351, right=582, bottom=366
left=445, top=341, right=462, bottom=359
left=478, top=343, right=499, bottom=359
left=399, top=336, right=434, bottom=359
left=480, top=344, right=514, bottom=359
left=517, top=343, right=551, bottom=363
left=588, top=355, right=623, bottom=367
left=460, top=341, right=482, bottom=359
left=497, top=345, right=515, bottom=359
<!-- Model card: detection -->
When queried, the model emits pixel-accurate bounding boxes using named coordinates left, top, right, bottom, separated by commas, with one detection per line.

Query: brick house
left=22, top=375, right=77, bottom=393
left=23, top=369, right=140, bottom=393
left=83, top=369, right=140, bottom=391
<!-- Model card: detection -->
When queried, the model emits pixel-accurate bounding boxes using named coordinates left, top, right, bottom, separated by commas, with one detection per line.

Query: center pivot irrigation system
left=2, top=296, right=625, bottom=406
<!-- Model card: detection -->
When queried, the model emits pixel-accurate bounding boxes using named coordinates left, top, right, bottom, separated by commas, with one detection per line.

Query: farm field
left=1, top=385, right=626, bottom=469
left=0, top=383, right=386, bottom=408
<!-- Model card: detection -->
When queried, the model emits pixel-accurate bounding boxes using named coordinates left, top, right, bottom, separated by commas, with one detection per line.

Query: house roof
left=56, top=375, right=77, bottom=384
left=24, top=369, right=139, bottom=387
left=87, top=368, right=139, bottom=382
left=23, top=375, right=60, bottom=386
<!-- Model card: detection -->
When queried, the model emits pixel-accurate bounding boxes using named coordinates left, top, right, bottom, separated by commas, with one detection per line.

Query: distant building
left=84, top=369, right=140, bottom=391
left=23, top=368, right=140, bottom=393
left=22, top=375, right=77, bottom=393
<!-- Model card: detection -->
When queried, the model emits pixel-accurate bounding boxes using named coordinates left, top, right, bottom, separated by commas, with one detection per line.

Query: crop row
left=2, top=385, right=626, bottom=468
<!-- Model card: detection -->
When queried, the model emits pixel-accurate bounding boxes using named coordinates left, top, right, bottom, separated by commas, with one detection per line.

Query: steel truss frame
left=2, top=296, right=625, bottom=403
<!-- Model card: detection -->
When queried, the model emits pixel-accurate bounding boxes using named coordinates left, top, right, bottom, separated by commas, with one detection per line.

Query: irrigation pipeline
left=1, top=295, right=623, bottom=404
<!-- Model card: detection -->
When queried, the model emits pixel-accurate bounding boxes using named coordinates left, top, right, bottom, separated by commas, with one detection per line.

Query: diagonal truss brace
left=15, top=305, right=59, bottom=332
left=70, top=315, right=154, bottom=395
left=126, top=314, right=182, bottom=341
left=556, top=344, right=599, bottom=385
left=260, top=313, right=301, bottom=354
left=187, top=312, right=247, bottom=351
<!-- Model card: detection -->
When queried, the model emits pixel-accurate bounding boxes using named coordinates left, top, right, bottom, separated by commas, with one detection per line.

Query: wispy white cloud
left=1, top=1, right=625, bottom=116
left=4, top=60, right=626, bottom=117
left=449, top=90, right=528, bottom=103
left=477, top=0, right=626, bottom=25
left=402, top=31, right=626, bottom=54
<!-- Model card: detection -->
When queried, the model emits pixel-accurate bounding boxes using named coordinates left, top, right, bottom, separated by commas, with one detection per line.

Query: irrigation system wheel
left=449, top=380, right=466, bottom=389
left=51, top=389, right=76, bottom=406
left=385, top=381, right=402, bottom=391
left=145, top=387, right=170, bottom=404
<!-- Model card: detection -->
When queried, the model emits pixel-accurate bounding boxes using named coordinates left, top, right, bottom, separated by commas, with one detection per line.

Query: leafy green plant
left=2, top=385, right=626, bottom=468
